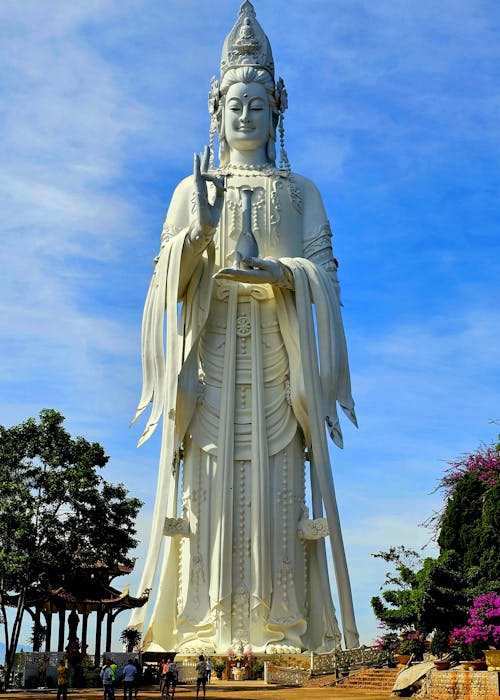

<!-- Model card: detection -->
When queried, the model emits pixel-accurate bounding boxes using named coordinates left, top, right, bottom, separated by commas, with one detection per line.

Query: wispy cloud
left=0, top=0, right=498, bottom=648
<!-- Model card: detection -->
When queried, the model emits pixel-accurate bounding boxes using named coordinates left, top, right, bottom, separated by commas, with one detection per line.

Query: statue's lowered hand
left=214, top=257, right=287, bottom=285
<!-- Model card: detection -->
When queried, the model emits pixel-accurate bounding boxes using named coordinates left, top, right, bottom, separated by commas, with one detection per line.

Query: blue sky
left=1, top=0, right=498, bottom=650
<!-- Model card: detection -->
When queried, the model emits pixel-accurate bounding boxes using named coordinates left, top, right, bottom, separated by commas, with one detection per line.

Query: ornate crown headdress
left=208, top=1, right=287, bottom=119
left=220, top=0, right=274, bottom=79
left=208, top=1, right=298, bottom=208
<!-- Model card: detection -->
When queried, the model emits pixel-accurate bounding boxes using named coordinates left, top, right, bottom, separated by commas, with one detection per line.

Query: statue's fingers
left=194, top=154, right=209, bottom=212
left=194, top=153, right=203, bottom=185
left=244, top=257, right=268, bottom=270
left=211, top=192, right=224, bottom=220
left=202, top=173, right=226, bottom=194
left=201, top=146, right=210, bottom=174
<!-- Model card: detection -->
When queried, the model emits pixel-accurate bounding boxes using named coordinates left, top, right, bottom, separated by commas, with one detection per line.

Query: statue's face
left=224, top=81, right=270, bottom=153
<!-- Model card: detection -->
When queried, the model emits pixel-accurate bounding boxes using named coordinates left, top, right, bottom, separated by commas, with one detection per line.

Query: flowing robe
left=130, top=167, right=359, bottom=653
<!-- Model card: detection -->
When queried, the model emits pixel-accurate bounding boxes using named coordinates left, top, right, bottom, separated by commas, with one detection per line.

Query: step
left=338, top=667, right=399, bottom=691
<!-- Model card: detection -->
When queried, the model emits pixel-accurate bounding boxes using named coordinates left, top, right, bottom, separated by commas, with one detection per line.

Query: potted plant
left=398, top=630, right=426, bottom=661
left=214, top=662, right=225, bottom=680
left=451, top=592, right=500, bottom=669
left=252, top=661, right=264, bottom=680
left=373, top=631, right=400, bottom=665
left=430, top=629, right=451, bottom=669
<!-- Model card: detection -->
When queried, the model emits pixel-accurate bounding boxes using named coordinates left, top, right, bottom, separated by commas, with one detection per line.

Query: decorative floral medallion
left=236, top=315, right=252, bottom=337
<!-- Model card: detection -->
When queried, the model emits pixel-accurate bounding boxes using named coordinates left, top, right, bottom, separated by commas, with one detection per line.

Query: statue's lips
left=236, top=126, right=254, bottom=132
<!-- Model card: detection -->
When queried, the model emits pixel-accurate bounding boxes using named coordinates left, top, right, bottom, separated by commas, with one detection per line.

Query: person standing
left=56, top=660, right=69, bottom=700
left=101, top=659, right=115, bottom=700
left=122, top=659, right=137, bottom=700
left=205, top=659, right=212, bottom=684
left=110, top=660, right=118, bottom=685
left=133, top=658, right=141, bottom=699
left=195, top=655, right=207, bottom=700
left=159, top=658, right=168, bottom=695
left=164, top=658, right=178, bottom=698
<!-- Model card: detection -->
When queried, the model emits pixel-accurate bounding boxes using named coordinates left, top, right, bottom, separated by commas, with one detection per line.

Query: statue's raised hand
left=191, top=147, right=225, bottom=247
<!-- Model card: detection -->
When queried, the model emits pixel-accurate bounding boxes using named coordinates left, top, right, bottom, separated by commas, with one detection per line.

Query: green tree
left=438, top=472, right=499, bottom=592
left=370, top=546, right=425, bottom=632
left=417, top=551, right=469, bottom=633
left=120, top=626, right=142, bottom=653
left=0, top=409, right=142, bottom=686
left=371, top=441, right=499, bottom=646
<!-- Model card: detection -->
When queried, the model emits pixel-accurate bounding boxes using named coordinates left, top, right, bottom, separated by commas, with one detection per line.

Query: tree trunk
left=4, top=588, right=27, bottom=689
left=32, top=606, right=43, bottom=652
left=0, top=597, right=10, bottom=691
left=44, top=610, right=52, bottom=653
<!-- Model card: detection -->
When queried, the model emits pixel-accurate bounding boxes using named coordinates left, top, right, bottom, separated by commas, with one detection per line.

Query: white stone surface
left=129, top=1, right=359, bottom=654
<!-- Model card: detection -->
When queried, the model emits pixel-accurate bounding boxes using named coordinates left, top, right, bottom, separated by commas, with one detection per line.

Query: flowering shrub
left=373, top=631, right=400, bottom=655
left=429, top=629, right=450, bottom=658
left=373, top=629, right=426, bottom=659
left=439, top=447, right=499, bottom=498
left=451, top=592, right=500, bottom=658
left=398, top=630, right=426, bottom=658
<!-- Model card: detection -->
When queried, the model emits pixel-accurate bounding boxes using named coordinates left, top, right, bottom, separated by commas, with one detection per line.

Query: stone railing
left=311, top=646, right=388, bottom=676
left=20, top=651, right=142, bottom=670
left=310, top=650, right=337, bottom=675
left=19, top=652, right=64, bottom=668
left=264, top=663, right=309, bottom=686
left=101, top=652, right=140, bottom=667
left=177, top=662, right=197, bottom=684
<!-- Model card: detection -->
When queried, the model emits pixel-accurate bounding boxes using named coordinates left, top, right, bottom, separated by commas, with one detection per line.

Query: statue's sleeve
left=160, top=176, right=194, bottom=242
left=300, top=177, right=342, bottom=301
left=155, top=176, right=202, bottom=299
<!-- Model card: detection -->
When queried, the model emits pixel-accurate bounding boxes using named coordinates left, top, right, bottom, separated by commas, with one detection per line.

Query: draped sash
left=129, top=230, right=214, bottom=632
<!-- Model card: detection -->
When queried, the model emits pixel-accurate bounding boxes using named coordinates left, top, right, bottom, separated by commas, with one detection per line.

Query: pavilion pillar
left=32, top=606, right=42, bottom=652
left=105, top=610, right=113, bottom=652
left=43, top=610, right=52, bottom=652
left=94, top=608, right=104, bottom=666
left=81, top=611, right=89, bottom=656
left=58, top=609, right=66, bottom=652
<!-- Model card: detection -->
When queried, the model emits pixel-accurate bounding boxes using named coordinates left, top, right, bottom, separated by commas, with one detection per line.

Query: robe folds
left=129, top=167, right=359, bottom=652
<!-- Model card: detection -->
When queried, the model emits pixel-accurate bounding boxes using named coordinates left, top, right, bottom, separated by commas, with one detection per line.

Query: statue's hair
left=220, top=67, right=277, bottom=112
left=217, top=67, right=277, bottom=165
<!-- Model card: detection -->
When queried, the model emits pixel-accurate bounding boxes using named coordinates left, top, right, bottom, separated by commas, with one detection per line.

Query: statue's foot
left=265, top=643, right=302, bottom=654
left=177, top=640, right=215, bottom=655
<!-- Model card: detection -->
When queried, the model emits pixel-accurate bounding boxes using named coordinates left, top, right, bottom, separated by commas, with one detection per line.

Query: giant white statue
left=130, top=1, right=359, bottom=654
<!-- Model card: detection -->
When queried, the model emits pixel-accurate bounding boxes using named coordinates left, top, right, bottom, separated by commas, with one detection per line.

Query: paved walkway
left=0, top=684, right=392, bottom=700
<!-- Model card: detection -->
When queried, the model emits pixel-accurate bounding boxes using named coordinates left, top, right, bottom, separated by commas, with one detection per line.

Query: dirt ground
left=0, top=685, right=392, bottom=700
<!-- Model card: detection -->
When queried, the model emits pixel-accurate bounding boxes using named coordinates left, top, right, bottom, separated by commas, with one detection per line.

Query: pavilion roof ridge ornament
left=220, top=0, right=275, bottom=79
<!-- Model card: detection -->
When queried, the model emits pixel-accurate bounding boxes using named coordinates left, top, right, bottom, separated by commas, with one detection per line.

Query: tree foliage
left=0, top=409, right=142, bottom=684
left=370, top=546, right=425, bottom=632
left=120, top=626, right=142, bottom=653
left=371, top=439, right=499, bottom=646
left=438, top=473, right=499, bottom=592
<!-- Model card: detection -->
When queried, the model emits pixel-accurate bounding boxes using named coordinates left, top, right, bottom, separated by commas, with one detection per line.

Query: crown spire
left=220, top=1, right=274, bottom=79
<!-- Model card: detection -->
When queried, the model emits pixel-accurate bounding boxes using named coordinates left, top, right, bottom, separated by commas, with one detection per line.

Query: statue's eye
left=249, top=100, right=265, bottom=111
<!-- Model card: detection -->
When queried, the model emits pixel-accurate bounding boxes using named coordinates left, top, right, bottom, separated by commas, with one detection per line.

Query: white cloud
left=0, top=0, right=498, bottom=651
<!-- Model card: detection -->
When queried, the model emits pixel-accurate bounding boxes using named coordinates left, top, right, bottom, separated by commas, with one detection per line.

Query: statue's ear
left=219, top=137, right=229, bottom=165
left=266, top=138, right=276, bottom=164
left=219, top=108, right=226, bottom=140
